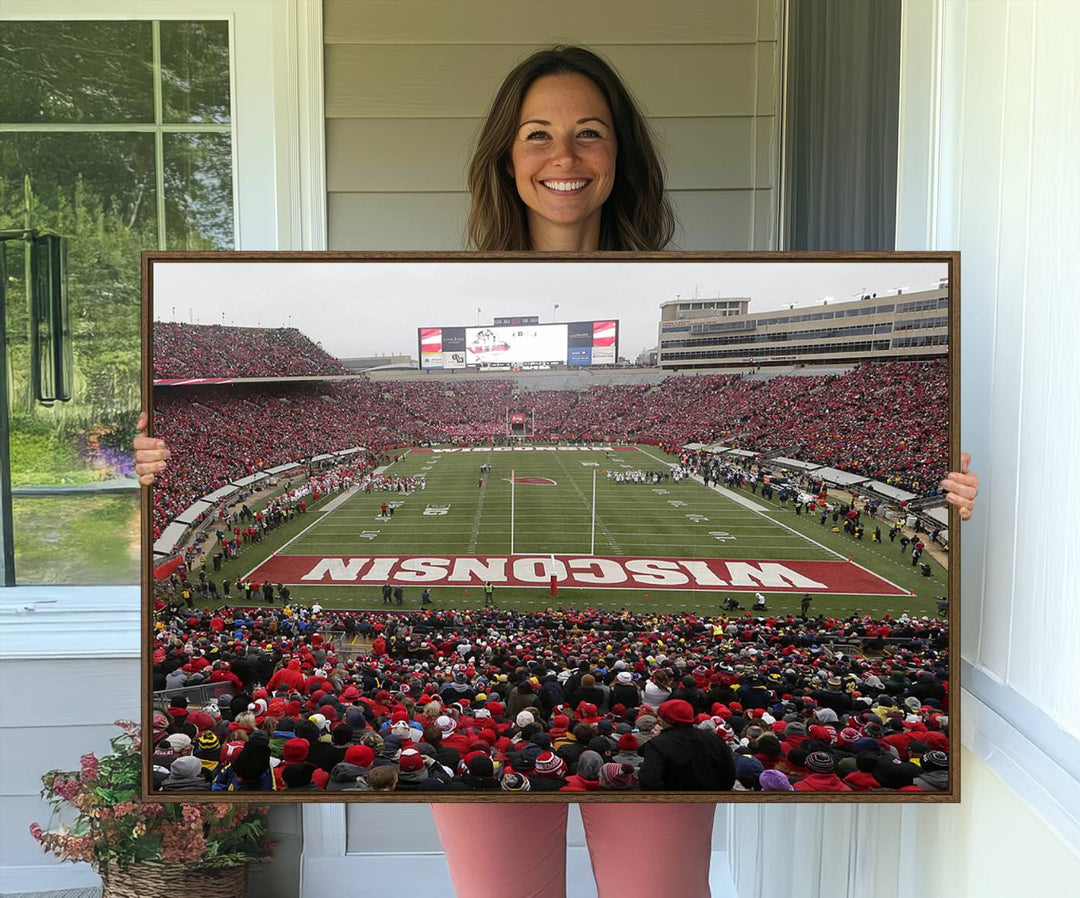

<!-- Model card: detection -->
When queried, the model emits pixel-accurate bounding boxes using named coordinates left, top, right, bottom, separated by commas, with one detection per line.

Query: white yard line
left=554, top=451, right=619, bottom=554
left=633, top=446, right=679, bottom=468
left=634, top=447, right=770, bottom=512
left=240, top=481, right=367, bottom=577
left=468, top=479, right=489, bottom=553
left=633, top=445, right=845, bottom=561
left=241, top=514, right=325, bottom=579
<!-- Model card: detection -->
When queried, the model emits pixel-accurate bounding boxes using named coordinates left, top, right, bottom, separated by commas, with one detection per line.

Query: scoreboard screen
left=418, top=320, right=618, bottom=369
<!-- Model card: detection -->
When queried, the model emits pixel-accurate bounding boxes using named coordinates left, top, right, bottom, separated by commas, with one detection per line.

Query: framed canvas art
left=142, top=252, right=958, bottom=803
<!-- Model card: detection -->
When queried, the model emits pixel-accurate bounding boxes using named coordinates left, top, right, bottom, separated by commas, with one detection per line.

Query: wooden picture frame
left=142, top=250, right=959, bottom=804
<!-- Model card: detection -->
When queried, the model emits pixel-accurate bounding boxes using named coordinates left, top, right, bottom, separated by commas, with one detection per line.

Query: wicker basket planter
left=101, top=862, right=248, bottom=898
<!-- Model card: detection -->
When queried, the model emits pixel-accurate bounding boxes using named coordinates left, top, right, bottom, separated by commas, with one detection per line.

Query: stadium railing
left=153, top=681, right=235, bottom=709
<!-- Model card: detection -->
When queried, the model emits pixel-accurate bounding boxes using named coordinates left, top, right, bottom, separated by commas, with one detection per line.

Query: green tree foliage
left=0, top=22, right=155, bottom=124
left=1, top=157, right=148, bottom=478
left=1, top=19, right=233, bottom=485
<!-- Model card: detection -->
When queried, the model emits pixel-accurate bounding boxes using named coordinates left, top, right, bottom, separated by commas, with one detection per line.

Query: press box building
left=656, top=282, right=949, bottom=370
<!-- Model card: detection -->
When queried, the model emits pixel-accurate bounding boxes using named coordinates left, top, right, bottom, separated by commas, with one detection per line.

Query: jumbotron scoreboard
left=418, top=320, right=618, bottom=370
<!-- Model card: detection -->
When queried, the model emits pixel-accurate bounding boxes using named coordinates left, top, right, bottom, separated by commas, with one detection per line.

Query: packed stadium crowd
left=151, top=382, right=400, bottom=528
left=154, top=323, right=350, bottom=380
left=152, top=602, right=950, bottom=794
left=152, top=354, right=946, bottom=533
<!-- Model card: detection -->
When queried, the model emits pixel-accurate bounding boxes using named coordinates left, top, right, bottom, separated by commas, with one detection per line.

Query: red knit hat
left=535, top=751, right=566, bottom=776
left=186, top=711, right=213, bottom=732
left=617, top=733, right=639, bottom=751
left=398, top=748, right=424, bottom=772
left=283, top=737, right=310, bottom=763
left=219, top=741, right=244, bottom=764
left=658, top=699, right=694, bottom=725
left=344, top=744, right=374, bottom=767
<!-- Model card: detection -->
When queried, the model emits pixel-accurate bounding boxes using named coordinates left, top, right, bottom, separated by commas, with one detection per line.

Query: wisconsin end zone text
left=247, top=554, right=908, bottom=596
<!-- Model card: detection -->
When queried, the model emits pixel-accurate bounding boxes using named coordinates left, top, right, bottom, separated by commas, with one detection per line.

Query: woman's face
left=509, top=72, right=617, bottom=250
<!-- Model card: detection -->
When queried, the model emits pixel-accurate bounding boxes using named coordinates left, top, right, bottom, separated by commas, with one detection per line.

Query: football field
left=229, top=445, right=947, bottom=618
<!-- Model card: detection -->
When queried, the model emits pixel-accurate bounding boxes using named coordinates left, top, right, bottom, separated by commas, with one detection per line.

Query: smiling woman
left=466, top=45, right=674, bottom=252
left=509, top=73, right=617, bottom=250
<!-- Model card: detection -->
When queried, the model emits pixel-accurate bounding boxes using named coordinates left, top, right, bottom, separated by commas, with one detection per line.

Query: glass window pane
left=160, top=20, right=232, bottom=124
left=1, top=20, right=234, bottom=586
left=1, top=131, right=156, bottom=399
left=163, top=132, right=235, bottom=250
left=0, top=21, right=154, bottom=124
left=2, top=132, right=153, bottom=584
left=0, top=132, right=159, bottom=243
left=12, top=493, right=140, bottom=585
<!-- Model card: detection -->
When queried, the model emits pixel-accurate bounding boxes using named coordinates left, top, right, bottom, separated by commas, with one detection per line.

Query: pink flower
left=112, top=801, right=135, bottom=818
left=80, top=753, right=100, bottom=782
left=52, top=777, right=80, bottom=801
left=159, top=821, right=206, bottom=863
left=29, top=822, right=43, bottom=843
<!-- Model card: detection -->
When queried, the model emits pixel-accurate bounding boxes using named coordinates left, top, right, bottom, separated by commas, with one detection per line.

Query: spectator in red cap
left=324, top=743, right=375, bottom=795
left=613, top=733, right=643, bottom=770
left=273, top=737, right=310, bottom=790
left=638, top=700, right=736, bottom=790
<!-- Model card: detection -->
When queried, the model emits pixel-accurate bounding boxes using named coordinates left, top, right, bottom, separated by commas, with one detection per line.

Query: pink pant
left=431, top=803, right=716, bottom=898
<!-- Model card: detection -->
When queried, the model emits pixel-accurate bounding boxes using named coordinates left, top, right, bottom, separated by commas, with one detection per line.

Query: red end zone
left=246, top=554, right=907, bottom=596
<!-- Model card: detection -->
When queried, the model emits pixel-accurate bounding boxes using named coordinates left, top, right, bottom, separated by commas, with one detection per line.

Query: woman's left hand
left=133, top=411, right=171, bottom=486
left=941, top=451, right=979, bottom=521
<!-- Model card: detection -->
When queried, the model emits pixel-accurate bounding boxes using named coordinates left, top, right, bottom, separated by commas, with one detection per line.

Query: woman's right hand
left=133, top=411, right=170, bottom=486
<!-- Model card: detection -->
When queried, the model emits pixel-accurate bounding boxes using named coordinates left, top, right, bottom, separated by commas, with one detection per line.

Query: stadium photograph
left=146, top=255, right=956, bottom=800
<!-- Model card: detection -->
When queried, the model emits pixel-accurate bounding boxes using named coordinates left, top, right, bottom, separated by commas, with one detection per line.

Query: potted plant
left=30, top=719, right=273, bottom=897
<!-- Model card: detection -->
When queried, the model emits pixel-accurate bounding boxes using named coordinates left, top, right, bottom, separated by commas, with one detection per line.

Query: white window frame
left=895, top=0, right=1080, bottom=852
left=0, top=0, right=326, bottom=647
left=1, top=0, right=326, bottom=252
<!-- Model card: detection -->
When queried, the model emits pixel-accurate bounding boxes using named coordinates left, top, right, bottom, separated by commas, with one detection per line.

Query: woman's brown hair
left=467, top=45, right=675, bottom=251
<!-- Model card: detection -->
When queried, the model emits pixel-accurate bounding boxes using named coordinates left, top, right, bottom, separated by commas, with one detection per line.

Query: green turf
left=201, top=445, right=947, bottom=619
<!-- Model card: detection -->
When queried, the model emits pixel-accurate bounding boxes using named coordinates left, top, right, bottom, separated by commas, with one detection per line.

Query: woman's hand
left=940, top=451, right=979, bottom=521
left=133, top=411, right=170, bottom=486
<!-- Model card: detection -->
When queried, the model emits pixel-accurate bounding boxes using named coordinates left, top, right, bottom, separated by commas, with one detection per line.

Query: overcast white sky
left=153, top=260, right=948, bottom=361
